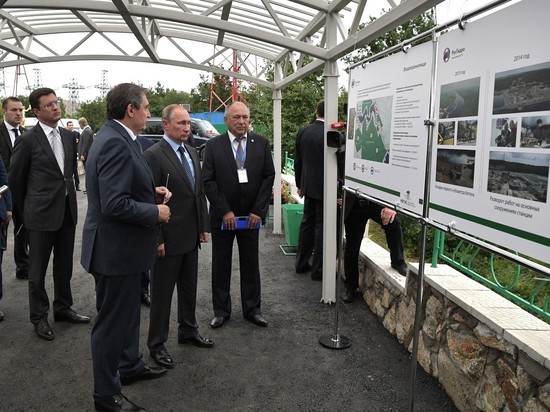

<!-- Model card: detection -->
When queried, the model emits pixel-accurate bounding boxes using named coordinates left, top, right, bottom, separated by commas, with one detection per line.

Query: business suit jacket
left=144, top=138, right=209, bottom=345
left=202, top=131, right=275, bottom=225
left=0, top=122, right=25, bottom=170
left=77, top=125, right=94, bottom=160
left=81, top=119, right=159, bottom=276
left=144, top=138, right=208, bottom=254
left=9, top=123, right=78, bottom=231
left=0, top=155, right=11, bottom=300
left=294, top=120, right=325, bottom=200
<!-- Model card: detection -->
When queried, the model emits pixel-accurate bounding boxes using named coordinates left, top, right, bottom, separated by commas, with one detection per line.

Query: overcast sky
left=1, top=0, right=495, bottom=102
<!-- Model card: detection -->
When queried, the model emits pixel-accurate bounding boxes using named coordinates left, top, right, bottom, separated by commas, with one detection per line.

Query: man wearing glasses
left=9, top=87, right=90, bottom=341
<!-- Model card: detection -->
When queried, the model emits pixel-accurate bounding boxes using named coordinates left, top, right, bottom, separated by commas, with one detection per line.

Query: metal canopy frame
left=0, top=0, right=443, bottom=90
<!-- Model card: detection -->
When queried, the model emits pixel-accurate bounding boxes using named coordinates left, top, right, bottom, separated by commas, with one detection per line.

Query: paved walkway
left=0, top=187, right=457, bottom=411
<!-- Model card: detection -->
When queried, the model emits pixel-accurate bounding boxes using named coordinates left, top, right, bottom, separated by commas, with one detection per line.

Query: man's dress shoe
left=53, top=308, right=91, bottom=323
left=94, top=393, right=146, bottom=412
left=210, top=316, right=229, bottom=329
left=341, top=287, right=356, bottom=303
left=311, top=272, right=322, bottom=281
left=295, top=264, right=312, bottom=274
left=76, top=187, right=81, bottom=191
left=178, top=333, right=214, bottom=348
left=0, top=309, right=4, bottom=322
left=392, top=263, right=408, bottom=276
left=119, top=365, right=167, bottom=385
left=150, top=348, right=174, bottom=369
left=245, top=314, right=268, bottom=327
left=34, top=318, right=55, bottom=340
left=140, top=293, right=151, bottom=307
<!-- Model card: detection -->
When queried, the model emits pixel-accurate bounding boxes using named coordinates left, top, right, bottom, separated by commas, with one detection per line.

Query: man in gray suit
left=0, top=97, right=29, bottom=280
left=9, top=88, right=90, bottom=341
left=145, top=104, right=212, bottom=370
left=81, top=83, right=171, bottom=412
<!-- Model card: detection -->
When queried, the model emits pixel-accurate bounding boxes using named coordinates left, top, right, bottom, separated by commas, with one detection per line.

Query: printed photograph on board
left=435, top=148, right=475, bottom=188
left=457, top=120, right=478, bottom=146
left=520, top=115, right=550, bottom=148
left=437, top=121, right=455, bottom=145
left=491, top=118, right=518, bottom=147
left=354, top=96, right=393, bottom=163
left=438, top=77, right=481, bottom=119
left=493, top=61, right=550, bottom=115
left=487, top=151, right=549, bottom=203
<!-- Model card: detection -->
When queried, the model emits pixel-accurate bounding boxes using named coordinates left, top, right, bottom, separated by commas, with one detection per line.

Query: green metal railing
left=283, top=152, right=294, bottom=176
left=432, top=230, right=549, bottom=322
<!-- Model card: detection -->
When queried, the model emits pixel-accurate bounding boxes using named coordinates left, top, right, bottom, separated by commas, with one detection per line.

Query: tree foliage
left=77, top=98, right=107, bottom=132
left=343, top=9, right=436, bottom=66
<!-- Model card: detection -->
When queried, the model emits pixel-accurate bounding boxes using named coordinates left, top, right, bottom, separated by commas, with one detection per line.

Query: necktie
left=134, top=138, right=143, bottom=154
left=177, top=146, right=195, bottom=191
left=12, top=128, right=19, bottom=139
left=235, top=137, right=244, bottom=169
left=50, top=129, right=64, bottom=173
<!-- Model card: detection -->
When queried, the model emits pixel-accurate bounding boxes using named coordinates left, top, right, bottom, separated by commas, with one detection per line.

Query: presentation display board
left=346, top=41, right=433, bottom=214
left=345, top=0, right=550, bottom=264
left=430, top=0, right=550, bottom=263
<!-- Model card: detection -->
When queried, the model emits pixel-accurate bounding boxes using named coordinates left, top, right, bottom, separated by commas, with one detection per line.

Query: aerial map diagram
left=354, top=96, right=392, bottom=163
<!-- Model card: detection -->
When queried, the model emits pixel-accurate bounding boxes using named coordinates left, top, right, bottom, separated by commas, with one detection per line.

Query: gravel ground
left=0, top=180, right=457, bottom=411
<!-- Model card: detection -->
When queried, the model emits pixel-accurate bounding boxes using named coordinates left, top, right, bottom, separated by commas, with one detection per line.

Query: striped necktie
left=50, top=129, right=64, bottom=173
left=177, top=146, right=195, bottom=191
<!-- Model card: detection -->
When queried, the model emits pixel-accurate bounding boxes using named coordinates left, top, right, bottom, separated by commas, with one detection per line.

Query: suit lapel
left=160, top=139, right=193, bottom=192
left=0, top=124, right=12, bottom=150
left=221, top=133, right=239, bottom=172
left=35, top=124, right=64, bottom=175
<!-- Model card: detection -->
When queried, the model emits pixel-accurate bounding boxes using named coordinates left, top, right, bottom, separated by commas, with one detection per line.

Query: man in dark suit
left=9, top=88, right=90, bottom=341
left=0, top=97, right=29, bottom=280
left=202, top=101, right=275, bottom=328
left=294, top=100, right=325, bottom=280
left=65, top=120, right=81, bottom=191
left=81, top=83, right=171, bottom=412
left=77, top=117, right=94, bottom=193
left=0, top=155, right=12, bottom=322
left=137, top=134, right=156, bottom=307
left=145, top=104, right=212, bottom=370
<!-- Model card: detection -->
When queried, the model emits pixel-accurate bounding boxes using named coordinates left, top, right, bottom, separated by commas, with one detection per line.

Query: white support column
left=321, top=12, right=340, bottom=304
left=271, top=65, right=283, bottom=234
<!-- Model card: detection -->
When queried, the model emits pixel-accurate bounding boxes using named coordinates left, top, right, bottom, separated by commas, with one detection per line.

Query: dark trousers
left=27, top=199, right=75, bottom=323
left=211, top=227, right=261, bottom=318
left=12, top=206, right=29, bottom=278
left=141, top=270, right=150, bottom=296
left=91, top=272, right=145, bottom=400
left=344, top=201, right=405, bottom=290
left=295, top=197, right=323, bottom=276
left=147, top=248, right=199, bottom=351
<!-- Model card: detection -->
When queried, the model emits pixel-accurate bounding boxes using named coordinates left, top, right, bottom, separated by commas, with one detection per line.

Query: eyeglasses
left=42, top=100, right=60, bottom=110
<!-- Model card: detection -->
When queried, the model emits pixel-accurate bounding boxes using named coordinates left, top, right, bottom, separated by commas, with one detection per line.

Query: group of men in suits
left=79, top=83, right=274, bottom=411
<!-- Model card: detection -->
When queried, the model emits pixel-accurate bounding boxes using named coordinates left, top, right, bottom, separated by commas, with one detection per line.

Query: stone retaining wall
left=358, top=246, right=550, bottom=412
